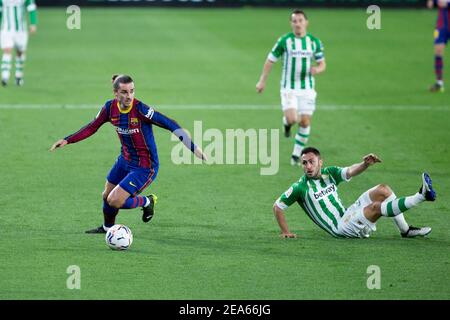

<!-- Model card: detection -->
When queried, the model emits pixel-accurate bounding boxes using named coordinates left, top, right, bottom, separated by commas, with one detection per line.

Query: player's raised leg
left=107, top=184, right=157, bottom=223
left=363, top=173, right=436, bottom=237
left=291, top=114, right=311, bottom=165
left=367, top=184, right=432, bottom=237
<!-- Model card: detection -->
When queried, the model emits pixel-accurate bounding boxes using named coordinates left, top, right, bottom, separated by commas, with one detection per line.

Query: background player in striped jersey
left=427, top=0, right=449, bottom=92
left=256, top=9, right=326, bottom=166
left=50, top=75, right=207, bottom=233
left=0, top=0, right=37, bottom=87
left=273, top=147, right=435, bottom=239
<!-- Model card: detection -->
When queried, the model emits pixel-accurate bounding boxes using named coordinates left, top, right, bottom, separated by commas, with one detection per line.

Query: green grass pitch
left=0, top=8, right=449, bottom=299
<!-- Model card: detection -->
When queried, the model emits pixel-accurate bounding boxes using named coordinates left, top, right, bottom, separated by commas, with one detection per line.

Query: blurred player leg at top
left=0, top=0, right=37, bottom=87
left=427, top=0, right=449, bottom=92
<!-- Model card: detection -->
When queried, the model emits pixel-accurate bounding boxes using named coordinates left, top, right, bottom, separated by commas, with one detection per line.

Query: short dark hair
left=291, top=9, right=307, bottom=20
left=301, top=147, right=320, bottom=158
left=112, top=74, right=133, bottom=91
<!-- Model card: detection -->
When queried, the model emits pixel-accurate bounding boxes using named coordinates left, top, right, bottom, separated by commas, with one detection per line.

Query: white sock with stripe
left=381, top=193, right=425, bottom=217
left=292, top=126, right=310, bottom=157
left=384, top=192, right=409, bottom=233
left=15, top=54, right=25, bottom=79
left=1, top=53, right=12, bottom=82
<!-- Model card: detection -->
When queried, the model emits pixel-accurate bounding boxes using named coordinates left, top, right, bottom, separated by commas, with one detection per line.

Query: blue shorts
left=107, top=156, right=158, bottom=196
left=434, top=28, right=449, bottom=45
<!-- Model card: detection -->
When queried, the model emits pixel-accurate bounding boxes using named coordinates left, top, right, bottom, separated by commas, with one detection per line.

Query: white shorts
left=280, top=89, right=317, bottom=115
left=0, top=31, right=28, bottom=51
left=337, top=188, right=377, bottom=238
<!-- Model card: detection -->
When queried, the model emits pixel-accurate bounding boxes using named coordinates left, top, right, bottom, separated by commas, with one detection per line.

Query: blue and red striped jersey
left=64, top=98, right=196, bottom=169
left=436, top=2, right=450, bottom=30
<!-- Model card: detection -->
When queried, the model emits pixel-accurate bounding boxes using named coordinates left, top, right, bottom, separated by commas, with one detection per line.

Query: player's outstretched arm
left=256, top=60, right=274, bottom=93
left=273, top=204, right=297, bottom=239
left=145, top=109, right=207, bottom=161
left=50, top=139, right=68, bottom=151
left=345, top=153, right=382, bottom=179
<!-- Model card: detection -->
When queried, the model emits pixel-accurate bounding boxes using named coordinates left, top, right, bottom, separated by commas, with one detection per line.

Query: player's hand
left=280, top=232, right=297, bottom=239
left=256, top=81, right=265, bottom=93
left=363, top=153, right=381, bottom=166
left=194, top=147, right=208, bottom=162
left=311, top=66, right=318, bottom=75
left=427, top=0, right=434, bottom=9
left=29, top=25, right=37, bottom=34
left=50, top=139, right=68, bottom=151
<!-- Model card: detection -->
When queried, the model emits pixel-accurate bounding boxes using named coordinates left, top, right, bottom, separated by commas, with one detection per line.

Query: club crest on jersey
left=131, top=118, right=139, bottom=125
left=313, top=185, right=336, bottom=200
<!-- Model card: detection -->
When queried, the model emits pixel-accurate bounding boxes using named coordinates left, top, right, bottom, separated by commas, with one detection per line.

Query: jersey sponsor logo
left=116, top=127, right=140, bottom=135
left=284, top=187, right=293, bottom=198
left=313, top=184, right=336, bottom=200
left=144, top=108, right=155, bottom=120
left=290, top=49, right=313, bottom=58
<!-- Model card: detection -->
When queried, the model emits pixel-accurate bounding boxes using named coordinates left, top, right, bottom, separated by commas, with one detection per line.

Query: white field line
left=0, top=104, right=449, bottom=111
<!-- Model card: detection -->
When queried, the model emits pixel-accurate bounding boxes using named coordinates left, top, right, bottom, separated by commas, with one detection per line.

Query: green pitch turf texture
left=1, top=8, right=449, bottom=300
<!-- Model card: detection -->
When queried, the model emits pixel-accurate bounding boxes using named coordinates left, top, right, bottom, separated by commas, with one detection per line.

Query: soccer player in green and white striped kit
left=273, top=147, right=435, bottom=239
left=0, top=0, right=37, bottom=87
left=256, top=9, right=326, bottom=165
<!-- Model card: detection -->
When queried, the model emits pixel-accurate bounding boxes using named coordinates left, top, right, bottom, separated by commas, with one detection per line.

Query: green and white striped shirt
left=0, top=0, right=37, bottom=32
left=268, top=32, right=324, bottom=90
left=276, top=166, right=350, bottom=237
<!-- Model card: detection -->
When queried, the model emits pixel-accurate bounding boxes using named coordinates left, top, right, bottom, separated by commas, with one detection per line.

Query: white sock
left=1, top=53, right=12, bottom=81
left=437, top=80, right=444, bottom=86
left=144, top=196, right=150, bottom=207
left=15, top=54, right=25, bottom=79
left=102, top=224, right=110, bottom=232
left=384, top=192, right=409, bottom=233
left=292, top=126, right=310, bottom=157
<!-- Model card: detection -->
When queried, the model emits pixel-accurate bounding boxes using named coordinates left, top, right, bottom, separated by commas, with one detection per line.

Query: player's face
left=290, top=13, right=308, bottom=36
left=301, top=153, right=322, bottom=178
left=115, top=82, right=135, bottom=108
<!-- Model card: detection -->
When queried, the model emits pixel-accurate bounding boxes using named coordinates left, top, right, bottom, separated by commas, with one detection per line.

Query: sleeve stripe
left=341, top=167, right=351, bottom=182
left=268, top=53, right=278, bottom=62
left=275, top=199, right=288, bottom=210
left=27, top=4, right=37, bottom=11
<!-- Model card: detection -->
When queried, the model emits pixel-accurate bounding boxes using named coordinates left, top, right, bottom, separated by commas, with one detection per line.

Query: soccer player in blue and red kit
left=50, top=75, right=206, bottom=233
left=428, top=0, right=450, bottom=92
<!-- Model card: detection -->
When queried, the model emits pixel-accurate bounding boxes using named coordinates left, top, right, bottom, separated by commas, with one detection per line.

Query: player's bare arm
left=49, top=139, right=68, bottom=151
left=194, top=146, right=208, bottom=161
left=311, top=59, right=326, bottom=75
left=273, top=204, right=297, bottom=238
left=256, top=59, right=275, bottom=93
left=346, top=153, right=382, bottom=179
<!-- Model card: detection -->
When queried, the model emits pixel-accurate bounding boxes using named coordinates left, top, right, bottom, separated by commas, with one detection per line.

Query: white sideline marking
left=0, top=104, right=449, bottom=111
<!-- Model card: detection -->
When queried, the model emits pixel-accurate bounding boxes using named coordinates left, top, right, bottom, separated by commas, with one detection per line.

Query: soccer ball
left=105, top=224, right=133, bottom=250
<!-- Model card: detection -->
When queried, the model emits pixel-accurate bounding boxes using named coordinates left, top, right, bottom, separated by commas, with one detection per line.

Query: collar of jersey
left=117, top=99, right=134, bottom=114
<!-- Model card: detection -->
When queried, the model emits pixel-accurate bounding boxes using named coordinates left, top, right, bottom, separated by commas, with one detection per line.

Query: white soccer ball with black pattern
left=105, top=224, right=133, bottom=250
